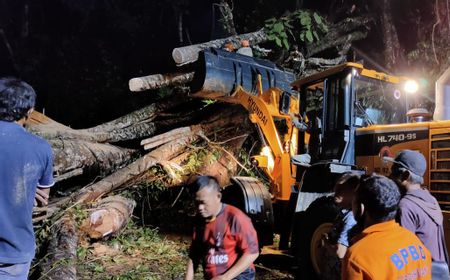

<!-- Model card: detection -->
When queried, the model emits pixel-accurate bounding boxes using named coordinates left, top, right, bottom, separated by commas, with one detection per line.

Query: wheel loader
left=189, top=47, right=450, bottom=278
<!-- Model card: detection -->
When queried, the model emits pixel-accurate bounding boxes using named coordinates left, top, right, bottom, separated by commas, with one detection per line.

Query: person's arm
left=212, top=252, right=259, bottom=280
left=397, top=203, right=418, bottom=233
left=35, top=187, right=50, bottom=206
left=35, top=143, right=55, bottom=207
left=184, top=258, right=195, bottom=280
left=336, top=243, right=348, bottom=259
left=336, top=211, right=356, bottom=259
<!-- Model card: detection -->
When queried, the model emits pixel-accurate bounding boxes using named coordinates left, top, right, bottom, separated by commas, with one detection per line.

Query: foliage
left=77, top=220, right=190, bottom=280
left=264, top=11, right=328, bottom=50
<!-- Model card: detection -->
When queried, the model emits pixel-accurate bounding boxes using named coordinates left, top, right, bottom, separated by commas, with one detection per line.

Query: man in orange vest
left=342, top=174, right=431, bottom=279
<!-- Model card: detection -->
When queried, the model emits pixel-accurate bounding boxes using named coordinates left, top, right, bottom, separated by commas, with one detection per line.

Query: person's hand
left=34, top=188, right=49, bottom=207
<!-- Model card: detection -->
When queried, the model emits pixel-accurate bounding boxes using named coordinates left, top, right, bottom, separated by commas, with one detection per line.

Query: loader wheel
left=221, top=176, right=274, bottom=248
left=292, top=196, right=340, bottom=279
left=310, top=223, right=333, bottom=275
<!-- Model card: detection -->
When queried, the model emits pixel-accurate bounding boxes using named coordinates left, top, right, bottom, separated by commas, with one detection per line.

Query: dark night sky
left=0, top=0, right=426, bottom=128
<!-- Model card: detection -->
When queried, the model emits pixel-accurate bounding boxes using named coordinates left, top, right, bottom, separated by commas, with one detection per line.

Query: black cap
left=383, top=150, right=426, bottom=177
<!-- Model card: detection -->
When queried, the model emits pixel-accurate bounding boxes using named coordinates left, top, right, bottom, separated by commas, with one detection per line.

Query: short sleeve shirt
left=329, top=209, right=357, bottom=247
left=0, top=121, right=54, bottom=264
left=189, top=204, right=259, bottom=279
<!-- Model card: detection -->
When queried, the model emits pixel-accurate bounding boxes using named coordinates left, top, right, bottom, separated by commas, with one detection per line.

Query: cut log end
left=129, top=77, right=146, bottom=92
left=172, top=47, right=200, bottom=65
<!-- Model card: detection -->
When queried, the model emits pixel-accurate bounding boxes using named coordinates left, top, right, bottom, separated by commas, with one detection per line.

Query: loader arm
left=190, top=48, right=299, bottom=201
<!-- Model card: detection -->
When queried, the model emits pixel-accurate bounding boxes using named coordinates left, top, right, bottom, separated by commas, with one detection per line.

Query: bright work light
left=404, top=80, right=419, bottom=93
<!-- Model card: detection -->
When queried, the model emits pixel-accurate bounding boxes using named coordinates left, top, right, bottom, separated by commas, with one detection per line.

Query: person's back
left=399, top=188, right=447, bottom=263
left=344, top=220, right=431, bottom=279
left=0, top=77, right=54, bottom=279
left=0, top=121, right=53, bottom=263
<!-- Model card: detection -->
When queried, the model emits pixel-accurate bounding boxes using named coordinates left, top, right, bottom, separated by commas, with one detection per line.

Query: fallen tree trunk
left=172, top=16, right=370, bottom=66
left=29, top=89, right=189, bottom=143
left=81, top=196, right=136, bottom=239
left=73, top=127, right=202, bottom=204
left=48, top=107, right=246, bottom=204
left=172, top=28, right=267, bottom=65
left=129, top=72, right=194, bottom=92
left=306, top=16, right=371, bottom=57
left=50, top=138, right=136, bottom=176
left=40, top=215, right=78, bottom=280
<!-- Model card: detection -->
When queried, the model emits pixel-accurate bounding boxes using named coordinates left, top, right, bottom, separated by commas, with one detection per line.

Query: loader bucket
left=190, top=48, right=295, bottom=100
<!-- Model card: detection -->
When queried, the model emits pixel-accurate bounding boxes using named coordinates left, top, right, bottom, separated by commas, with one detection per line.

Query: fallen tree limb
left=50, top=139, right=136, bottom=176
left=73, top=129, right=202, bottom=204
left=306, top=16, right=371, bottom=57
left=29, top=89, right=189, bottom=143
left=129, top=72, right=194, bottom=92
left=172, top=16, right=370, bottom=66
left=172, top=28, right=267, bottom=65
left=66, top=107, right=246, bottom=203
left=40, top=215, right=78, bottom=280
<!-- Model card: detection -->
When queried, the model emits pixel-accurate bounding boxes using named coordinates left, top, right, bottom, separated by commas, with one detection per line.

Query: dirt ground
left=75, top=223, right=296, bottom=280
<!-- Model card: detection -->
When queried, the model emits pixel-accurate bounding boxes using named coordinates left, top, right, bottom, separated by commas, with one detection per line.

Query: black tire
left=221, top=177, right=274, bottom=249
left=291, top=196, right=340, bottom=280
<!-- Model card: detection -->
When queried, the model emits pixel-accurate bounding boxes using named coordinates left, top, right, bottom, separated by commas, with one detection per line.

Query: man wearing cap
left=387, top=149, right=449, bottom=279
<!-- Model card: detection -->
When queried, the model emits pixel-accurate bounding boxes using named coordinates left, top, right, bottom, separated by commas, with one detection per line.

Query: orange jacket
left=342, top=220, right=431, bottom=280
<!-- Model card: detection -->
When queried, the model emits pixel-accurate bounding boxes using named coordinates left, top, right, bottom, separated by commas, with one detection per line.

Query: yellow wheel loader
left=190, top=47, right=450, bottom=278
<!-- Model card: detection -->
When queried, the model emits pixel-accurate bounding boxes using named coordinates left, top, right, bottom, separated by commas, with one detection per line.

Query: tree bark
left=40, top=215, right=78, bottom=280
left=380, top=0, right=405, bottom=69
left=73, top=129, right=202, bottom=204
left=213, top=0, right=237, bottom=36
left=172, top=28, right=267, bottom=65
left=305, top=16, right=371, bottom=57
left=55, top=107, right=247, bottom=204
left=29, top=89, right=189, bottom=143
left=50, top=138, right=136, bottom=176
left=173, top=15, right=370, bottom=66
left=129, top=72, right=194, bottom=92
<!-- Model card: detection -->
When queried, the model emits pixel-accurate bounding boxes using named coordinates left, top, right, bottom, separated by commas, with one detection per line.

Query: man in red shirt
left=185, top=176, right=259, bottom=280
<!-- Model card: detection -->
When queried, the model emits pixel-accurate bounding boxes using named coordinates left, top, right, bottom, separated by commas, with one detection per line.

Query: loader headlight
left=260, top=146, right=275, bottom=172
left=404, top=80, right=419, bottom=93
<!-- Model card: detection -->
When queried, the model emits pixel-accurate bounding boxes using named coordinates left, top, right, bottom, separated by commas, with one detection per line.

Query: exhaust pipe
left=433, top=66, right=450, bottom=120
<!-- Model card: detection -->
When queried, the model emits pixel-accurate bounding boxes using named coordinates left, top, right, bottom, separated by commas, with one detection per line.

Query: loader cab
left=292, top=63, right=411, bottom=167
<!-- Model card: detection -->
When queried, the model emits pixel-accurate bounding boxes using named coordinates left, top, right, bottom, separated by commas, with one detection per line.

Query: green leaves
left=313, top=12, right=322, bottom=24
left=273, top=22, right=284, bottom=33
left=264, top=10, right=328, bottom=51
left=306, top=31, right=313, bottom=42
left=264, top=16, right=291, bottom=49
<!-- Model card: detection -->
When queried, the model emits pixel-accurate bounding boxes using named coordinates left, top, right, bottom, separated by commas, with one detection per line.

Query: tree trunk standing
left=212, top=0, right=237, bottom=37
left=380, top=0, right=405, bottom=70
